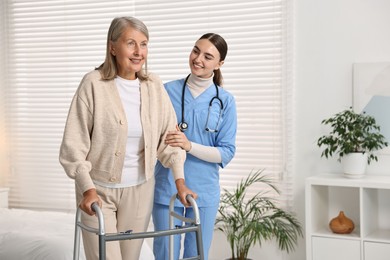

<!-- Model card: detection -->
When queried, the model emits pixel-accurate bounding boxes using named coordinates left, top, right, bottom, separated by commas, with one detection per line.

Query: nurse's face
left=110, top=27, right=148, bottom=80
left=189, top=39, right=224, bottom=79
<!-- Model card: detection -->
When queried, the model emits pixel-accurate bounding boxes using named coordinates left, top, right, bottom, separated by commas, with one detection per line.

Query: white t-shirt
left=95, top=76, right=145, bottom=188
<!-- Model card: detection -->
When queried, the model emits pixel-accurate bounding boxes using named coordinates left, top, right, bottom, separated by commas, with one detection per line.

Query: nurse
left=152, top=33, right=237, bottom=260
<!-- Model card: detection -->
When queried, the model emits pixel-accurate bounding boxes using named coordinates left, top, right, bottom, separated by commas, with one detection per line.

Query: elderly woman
left=59, top=16, right=196, bottom=260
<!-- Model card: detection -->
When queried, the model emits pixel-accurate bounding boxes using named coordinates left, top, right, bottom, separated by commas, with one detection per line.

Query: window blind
left=2, top=0, right=293, bottom=212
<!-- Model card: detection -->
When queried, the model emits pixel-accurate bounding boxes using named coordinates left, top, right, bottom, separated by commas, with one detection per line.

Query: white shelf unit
left=306, top=174, right=390, bottom=260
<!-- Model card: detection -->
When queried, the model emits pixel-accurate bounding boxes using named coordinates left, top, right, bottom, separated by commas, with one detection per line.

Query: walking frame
left=73, top=194, right=204, bottom=260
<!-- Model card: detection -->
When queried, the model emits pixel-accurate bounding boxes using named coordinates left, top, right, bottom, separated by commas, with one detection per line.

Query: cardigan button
left=119, top=119, right=125, bottom=125
left=115, top=151, right=121, bottom=156
left=110, top=177, right=116, bottom=182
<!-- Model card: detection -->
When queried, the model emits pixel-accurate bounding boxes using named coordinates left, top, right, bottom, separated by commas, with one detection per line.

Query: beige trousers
left=81, top=177, right=155, bottom=260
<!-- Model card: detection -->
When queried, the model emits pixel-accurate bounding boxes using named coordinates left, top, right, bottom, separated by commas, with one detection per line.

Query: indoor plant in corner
left=317, top=107, right=388, bottom=178
left=216, top=169, right=303, bottom=260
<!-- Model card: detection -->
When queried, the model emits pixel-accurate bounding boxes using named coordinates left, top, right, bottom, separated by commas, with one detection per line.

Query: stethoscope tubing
left=179, top=74, right=223, bottom=132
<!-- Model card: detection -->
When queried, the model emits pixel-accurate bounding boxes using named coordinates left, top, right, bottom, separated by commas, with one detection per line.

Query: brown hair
left=198, top=33, right=228, bottom=86
left=97, top=17, right=149, bottom=81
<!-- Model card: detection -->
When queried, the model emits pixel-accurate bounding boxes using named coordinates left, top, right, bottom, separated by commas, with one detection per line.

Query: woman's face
left=110, top=27, right=148, bottom=80
left=189, top=39, right=224, bottom=79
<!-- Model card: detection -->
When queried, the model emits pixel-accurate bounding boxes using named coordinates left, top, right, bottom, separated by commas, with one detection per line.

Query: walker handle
left=91, top=202, right=100, bottom=213
left=176, top=194, right=197, bottom=207
left=173, top=194, right=200, bottom=224
left=185, top=194, right=197, bottom=207
left=91, top=202, right=105, bottom=235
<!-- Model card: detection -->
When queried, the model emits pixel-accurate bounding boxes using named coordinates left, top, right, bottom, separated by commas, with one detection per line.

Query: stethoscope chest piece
left=178, top=121, right=188, bottom=132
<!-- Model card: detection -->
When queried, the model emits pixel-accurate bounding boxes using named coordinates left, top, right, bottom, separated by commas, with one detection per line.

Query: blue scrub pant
left=152, top=202, right=218, bottom=260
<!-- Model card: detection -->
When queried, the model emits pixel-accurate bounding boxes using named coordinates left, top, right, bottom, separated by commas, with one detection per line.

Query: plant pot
left=342, top=153, right=368, bottom=178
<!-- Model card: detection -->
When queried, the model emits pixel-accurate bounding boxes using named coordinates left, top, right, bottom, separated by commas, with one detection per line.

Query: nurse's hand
left=175, top=179, right=198, bottom=207
left=165, top=126, right=192, bottom=152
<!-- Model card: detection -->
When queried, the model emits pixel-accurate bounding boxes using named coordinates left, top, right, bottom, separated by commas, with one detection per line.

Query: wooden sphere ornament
left=329, top=211, right=355, bottom=234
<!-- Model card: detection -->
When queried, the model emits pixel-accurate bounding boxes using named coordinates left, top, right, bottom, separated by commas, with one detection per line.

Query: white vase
left=342, top=153, right=368, bottom=178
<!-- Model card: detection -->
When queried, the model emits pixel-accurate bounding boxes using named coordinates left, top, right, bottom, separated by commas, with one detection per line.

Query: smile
left=130, top=58, right=143, bottom=64
left=193, top=63, right=203, bottom=69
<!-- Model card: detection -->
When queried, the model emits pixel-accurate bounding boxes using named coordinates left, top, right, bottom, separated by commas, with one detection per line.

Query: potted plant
left=317, top=107, right=388, bottom=177
left=216, top=169, right=303, bottom=260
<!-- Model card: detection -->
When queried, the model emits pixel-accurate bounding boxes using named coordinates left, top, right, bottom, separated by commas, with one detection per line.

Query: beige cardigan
left=59, top=70, right=185, bottom=194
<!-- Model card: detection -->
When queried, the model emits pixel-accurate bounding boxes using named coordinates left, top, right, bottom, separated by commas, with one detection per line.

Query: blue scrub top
left=154, top=77, right=237, bottom=207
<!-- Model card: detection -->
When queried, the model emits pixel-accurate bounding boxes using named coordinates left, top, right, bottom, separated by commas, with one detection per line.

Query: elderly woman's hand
left=79, top=188, right=102, bottom=216
left=175, top=179, right=198, bottom=207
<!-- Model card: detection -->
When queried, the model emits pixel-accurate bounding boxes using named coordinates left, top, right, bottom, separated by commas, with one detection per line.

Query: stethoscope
left=178, top=74, right=224, bottom=132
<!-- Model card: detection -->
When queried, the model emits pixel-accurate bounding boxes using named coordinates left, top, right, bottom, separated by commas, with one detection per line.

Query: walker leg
left=99, top=234, right=106, bottom=260
left=196, top=225, right=204, bottom=260
left=73, top=208, right=81, bottom=260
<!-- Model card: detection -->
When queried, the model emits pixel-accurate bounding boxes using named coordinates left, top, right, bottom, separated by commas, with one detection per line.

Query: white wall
left=209, top=0, right=390, bottom=259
